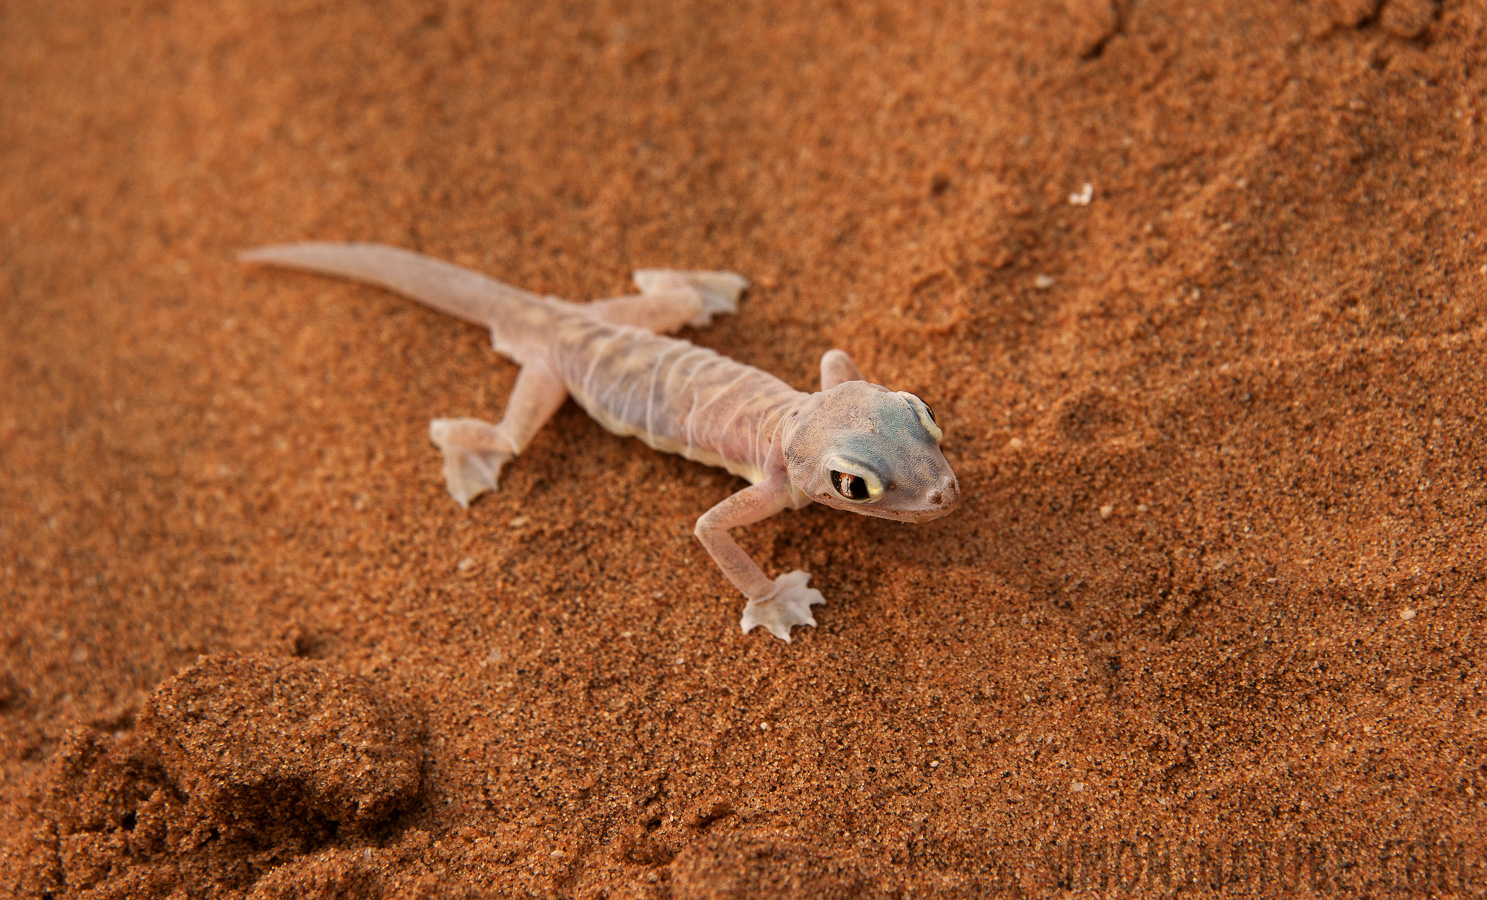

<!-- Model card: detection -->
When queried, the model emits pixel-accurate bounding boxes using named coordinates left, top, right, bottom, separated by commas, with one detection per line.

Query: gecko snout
left=928, top=475, right=960, bottom=509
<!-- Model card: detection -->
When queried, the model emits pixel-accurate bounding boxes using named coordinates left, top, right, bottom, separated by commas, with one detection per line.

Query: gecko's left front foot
left=740, top=571, right=825, bottom=642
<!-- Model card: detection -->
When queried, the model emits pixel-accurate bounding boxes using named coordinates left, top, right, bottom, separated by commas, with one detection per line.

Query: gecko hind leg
left=428, top=362, right=568, bottom=507
left=635, top=269, right=748, bottom=327
left=428, top=418, right=509, bottom=507
left=589, top=270, right=747, bottom=332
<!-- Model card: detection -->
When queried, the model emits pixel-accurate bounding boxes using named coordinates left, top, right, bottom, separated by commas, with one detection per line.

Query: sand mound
left=23, top=654, right=422, bottom=897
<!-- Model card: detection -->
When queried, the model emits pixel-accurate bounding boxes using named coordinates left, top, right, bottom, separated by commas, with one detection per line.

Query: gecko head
left=784, top=381, right=959, bottom=523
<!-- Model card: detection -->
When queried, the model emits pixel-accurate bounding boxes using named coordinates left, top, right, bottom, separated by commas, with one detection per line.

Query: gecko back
left=546, top=315, right=803, bottom=483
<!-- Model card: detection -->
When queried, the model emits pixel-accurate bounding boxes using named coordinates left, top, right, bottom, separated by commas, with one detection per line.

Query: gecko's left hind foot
left=740, top=570, right=825, bottom=643
left=429, top=418, right=513, bottom=508
left=634, top=269, right=748, bottom=327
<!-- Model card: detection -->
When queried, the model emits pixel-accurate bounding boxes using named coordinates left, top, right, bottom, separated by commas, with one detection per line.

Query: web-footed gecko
left=240, top=243, right=960, bottom=641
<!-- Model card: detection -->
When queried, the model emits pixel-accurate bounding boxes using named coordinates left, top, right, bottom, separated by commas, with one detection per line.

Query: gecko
left=239, top=243, right=960, bottom=641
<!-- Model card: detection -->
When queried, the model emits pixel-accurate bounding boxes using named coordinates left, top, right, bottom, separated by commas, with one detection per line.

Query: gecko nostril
left=930, top=491, right=943, bottom=506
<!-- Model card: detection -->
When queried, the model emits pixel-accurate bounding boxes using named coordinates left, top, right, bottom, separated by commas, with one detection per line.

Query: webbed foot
left=429, top=418, right=512, bottom=507
left=740, top=570, right=825, bottom=642
left=633, top=269, right=748, bottom=327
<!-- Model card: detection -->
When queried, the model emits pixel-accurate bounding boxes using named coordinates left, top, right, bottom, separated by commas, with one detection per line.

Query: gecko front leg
left=820, top=349, right=865, bottom=389
left=694, top=474, right=824, bottom=642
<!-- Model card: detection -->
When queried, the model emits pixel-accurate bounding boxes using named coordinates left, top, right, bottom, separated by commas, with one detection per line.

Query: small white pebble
left=1099, top=504, right=1114, bottom=519
left=759, top=722, right=770, bottom=731
left=1400, top=608, right=1416, bottom=621
left=1006, top=437, right=1025, bottom=450
left=1033, top=274, right=1056, bottom=290
left=457, top=557, right=476, bottom=571
left=508, top=516, right=528, bottom=528
left=1363, top=724, right=1373, bottom=733
left=1071, top=781, right=1085, bottom=792
left=1068, top=182, right=1094, bottom=205
left=930, top=760, right=940, bottom=768
left=551, top=850, right=565, bottom=858
left=1136, top=504, right=1150, bottom=513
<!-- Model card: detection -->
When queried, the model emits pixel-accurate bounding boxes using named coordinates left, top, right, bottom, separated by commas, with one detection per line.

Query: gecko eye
left=901, top=392, right=944, bottom=445
left=831, top=470, right=872, bottom=502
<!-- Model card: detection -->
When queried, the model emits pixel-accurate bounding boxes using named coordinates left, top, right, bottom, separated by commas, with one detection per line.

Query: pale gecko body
left=240, top=243, right=960, bottom=641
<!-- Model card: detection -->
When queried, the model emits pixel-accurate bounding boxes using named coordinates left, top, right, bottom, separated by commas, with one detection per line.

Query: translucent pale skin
left=239, top=243, right=960, bottom=641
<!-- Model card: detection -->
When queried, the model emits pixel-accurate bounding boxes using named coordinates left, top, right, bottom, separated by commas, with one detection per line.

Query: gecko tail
left=239, top=242, right=548, bottom=329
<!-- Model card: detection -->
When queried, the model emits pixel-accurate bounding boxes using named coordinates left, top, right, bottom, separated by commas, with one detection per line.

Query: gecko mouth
left=859, top=503, right=957, bottom=524
left=869, top=476, right=960, bottom=523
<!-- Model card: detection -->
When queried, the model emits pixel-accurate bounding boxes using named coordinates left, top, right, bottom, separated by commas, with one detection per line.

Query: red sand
left=3, top=0, right=1486, bottom=896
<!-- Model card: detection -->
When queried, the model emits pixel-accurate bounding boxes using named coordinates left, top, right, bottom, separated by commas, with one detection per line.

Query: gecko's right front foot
left=429, top=418, right=513, bottom=507
left=741, top=570, right=825, bottom=643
